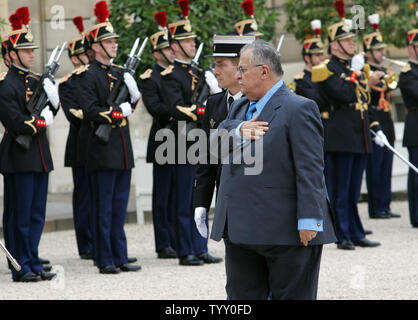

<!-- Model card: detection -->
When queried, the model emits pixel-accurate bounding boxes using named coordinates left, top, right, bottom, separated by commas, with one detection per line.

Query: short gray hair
left=240, top=39, right=284, bottom=76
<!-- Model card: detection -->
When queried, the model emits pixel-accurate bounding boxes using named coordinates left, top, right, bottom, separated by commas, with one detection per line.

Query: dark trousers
left=89, top=169, right=131, bottom=268
left=152, top=164, right=176, bottom=252
left=224, top=237, right=323, bottom=300
left=173, top=164, right=207, bottom=257
left=3, top=172, right=48, bottom=280
left=72, top=167, right=93, bottom=256
left=366, top=143, right=394, bottom=216
left=324, top=152, right=366, bottom=242
left=408, top=147, right=418, bottom=225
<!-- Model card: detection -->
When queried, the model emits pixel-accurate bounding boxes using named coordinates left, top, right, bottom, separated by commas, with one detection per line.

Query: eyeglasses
left=237, top=64, right=264, bottom=74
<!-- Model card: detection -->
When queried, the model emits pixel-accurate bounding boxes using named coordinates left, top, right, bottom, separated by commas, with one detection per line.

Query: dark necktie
left=228, top=96, right=234, bottom=110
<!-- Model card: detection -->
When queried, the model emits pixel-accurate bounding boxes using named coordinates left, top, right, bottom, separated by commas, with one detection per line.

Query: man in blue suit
left=209, top=40, right=337, bottom=300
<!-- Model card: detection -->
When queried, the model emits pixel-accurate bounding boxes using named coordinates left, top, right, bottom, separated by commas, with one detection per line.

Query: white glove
left=124, top=72, right=141, bottom=103
left=351, top=53, right=365, bottom=72
left=43, top=78, right=60, bottom=109
left=40, top=107, right=54, bottom=126
left=205, top=70, right=222, bottom=95
left=194, top=207, right=208, bottom=238
left=373, top=130, right=389, bottom=148
left=119, top=102, right=132, bottom=117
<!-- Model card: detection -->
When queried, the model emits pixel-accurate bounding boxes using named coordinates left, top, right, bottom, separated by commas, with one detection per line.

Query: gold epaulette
left=401, top=63, right=411, bottom=73
left=72, top=64, right=89, bottom=75
left=69, top=108, right=84, bottom=119
left=112, top=63, right=125, bottom=70
left=140, top=69, right=153, bottom=80
left=59, top=73, right=72, bottom=84
left=0, top=71, right=7, bottom=82
left=287, top=81, right=296, bottom=92
left=293, top=71, right=304, bottom=80
left=312, top=59, right=333, bottom=82
left=176, top=104, right=197, bottom=121
left=161, top=65, right=174, bottom=76
left=363, top=63, right=371, bottom=79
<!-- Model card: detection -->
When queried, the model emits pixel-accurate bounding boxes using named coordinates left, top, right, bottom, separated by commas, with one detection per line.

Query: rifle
left=190, top=43, right=211, bottom=112
left=16, top=42, right=67, bottom=150
left=95, top=37, right=148, bottom=143
left=276, top=34, right=284, bottom=54
left=0, top=240, right=21, bottom=271
left=370, top=130, right=418, bottom=175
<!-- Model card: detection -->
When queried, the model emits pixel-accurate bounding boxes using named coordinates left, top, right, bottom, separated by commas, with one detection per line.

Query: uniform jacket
left=194, top=91, right=228, bottom=210
left=368, top=63, right=395, bottom=145
left=139, top=64, right=171, bottom=163
left=399, top=61, right=418, bottom=147
left=210, top=85, right=337, bottom=246
left=0, top=65, right=53, bottom=173
left=59, top=70, right=84, bottom=167
left=160, top=60, right=203, bottom=165
left=78, top=59, right=136, bottom=171
left=314, top=55, right=378, bottom=154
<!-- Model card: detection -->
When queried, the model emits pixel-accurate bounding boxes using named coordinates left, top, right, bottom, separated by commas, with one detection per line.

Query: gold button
left=317, top=223, right=321, bottom=227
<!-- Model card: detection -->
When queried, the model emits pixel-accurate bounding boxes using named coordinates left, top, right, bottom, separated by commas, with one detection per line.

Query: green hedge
left=109, top=0, right=280, bottom=73
left=284, top=1, right=418, bottom=49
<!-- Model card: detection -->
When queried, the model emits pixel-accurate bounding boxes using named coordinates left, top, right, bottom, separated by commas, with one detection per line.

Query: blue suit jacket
left=209, top=85, right=337, bottom=245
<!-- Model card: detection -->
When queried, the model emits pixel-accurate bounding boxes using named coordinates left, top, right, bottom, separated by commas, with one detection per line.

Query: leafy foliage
left=284, top=1, right=418, bottom=49
left=109, top=0, right=280, bottom=73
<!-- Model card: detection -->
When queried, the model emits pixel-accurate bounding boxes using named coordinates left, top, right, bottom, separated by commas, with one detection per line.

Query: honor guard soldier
left=0, top=7, right=59, bottom=282
left=194, top=34, right=255, bottom=257
left=58, top=16, right=93, bottom=260
left=289, top=20, right=328, bottom=118
left=78, top=1, right=141, bottom=274
left=312, top=1, right=386, bottom=250
left=1, top=36, right=11, bottom=68
left=160, top=0, right=221, bottom=266
left=139, top=11, right=177, bottom=259
left=234, top=0, right=263, bottom=38
left=363, top=14, right=400, bottom=220
left=398, top=21, right=418, bottom=227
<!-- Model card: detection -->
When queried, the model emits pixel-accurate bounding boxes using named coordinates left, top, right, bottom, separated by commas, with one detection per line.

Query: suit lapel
left=256, top=84, right=288, bottom=123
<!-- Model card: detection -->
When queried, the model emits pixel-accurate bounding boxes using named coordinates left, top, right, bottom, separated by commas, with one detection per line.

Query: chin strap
left=99, top=41, right=113, bottom=61
left=337, top=39, right=354, bottom=59
left=159, top=50, right=171, bottom=65
left=11, top=50, right=29, bottom=70
left=176, top=40, right=192, bottom=60
left=75, top=54, right=86, bottom=66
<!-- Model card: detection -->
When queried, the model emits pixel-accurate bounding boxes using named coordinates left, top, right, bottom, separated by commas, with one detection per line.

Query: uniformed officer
left=78, top=1, right=141, bottom=274
left=58, top=16, right=93, bottom=260
left=1, top=36, right=11, bottom=68
left=288, top=20, right=328, bottom=116
left=160, top=0, right=221, bottom=266
left=193, top=34, right=255, bottom=252
left=0, top=7, right=58, bottom=282
left=312, top=1, right=385, bottom=250
left=363, top=14, right=400, bottom=219
left=138, top=11, right=177, bottom=259
left=398, top=26, right=418, bottom=227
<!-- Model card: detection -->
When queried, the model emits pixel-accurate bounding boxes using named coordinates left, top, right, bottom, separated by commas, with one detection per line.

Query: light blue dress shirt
left=235, top=80, right=323, bottom=232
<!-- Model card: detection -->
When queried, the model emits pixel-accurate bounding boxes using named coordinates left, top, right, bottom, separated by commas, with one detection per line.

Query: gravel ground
left=0, top=200, right=417, bottom=300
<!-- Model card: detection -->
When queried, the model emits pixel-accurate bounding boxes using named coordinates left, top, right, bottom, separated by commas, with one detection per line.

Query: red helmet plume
left=241, top=0, right=255, bottom=17
left=154, top=11, right=167, bottom=28
left=16, top=6, right=30, bottom=28
left=72, top=16, right=85, bottom=34
left=178, top=0, right=189, bottom=18
left=9, top=13, right=22, bottom=31
left=94, top=1, right=110, bottom=23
